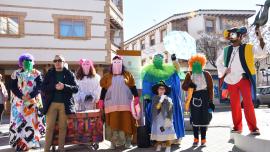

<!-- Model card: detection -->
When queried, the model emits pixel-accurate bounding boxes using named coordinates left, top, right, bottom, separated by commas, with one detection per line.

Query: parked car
left=256, top=86, right=270, bottom=108
left=240, top=86, right=270, bottom=108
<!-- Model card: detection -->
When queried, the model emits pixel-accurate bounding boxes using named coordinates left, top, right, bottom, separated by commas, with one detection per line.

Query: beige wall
left=0, top=49, right=107, bottom=64
left=0, top=0, right=110, bottom=64
left=187, top=15, right=204, bottom=39
left=0, top=0, right=105, bottom=11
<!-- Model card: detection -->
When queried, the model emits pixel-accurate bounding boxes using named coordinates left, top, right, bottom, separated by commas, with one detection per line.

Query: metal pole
left=267, top=74, right=269, bottom=85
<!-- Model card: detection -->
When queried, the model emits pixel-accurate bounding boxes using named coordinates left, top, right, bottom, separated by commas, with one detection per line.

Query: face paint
left=229, top=32, right=239, bottom=43
left=23, top=60, right=33, bottom=72
left=192, top=61, right=202, bottom=74
left=81, top=60, right=91, bottom=75
left=112, top=59, right=122, bottom=74
left=153, top=55, right=163, bottom=69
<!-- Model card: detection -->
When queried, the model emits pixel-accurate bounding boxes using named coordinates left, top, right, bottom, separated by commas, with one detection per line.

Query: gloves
left=134, top=97, right=140, bottom=105
left=85, top=94, right=93, bottom=102
left=160, top=126, right=165, bottom=132
left=171, top=54, right=177, bottom=61
left=164, top=118, right=172, bottom=128
left=209, top=101, right=215, bottom=111
left=98, top=100, right=104, bottom=109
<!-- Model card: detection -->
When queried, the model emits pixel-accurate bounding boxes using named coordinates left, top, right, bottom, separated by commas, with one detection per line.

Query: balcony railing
left=109, top=0, right=123, bottom=27
left=111, top=0, right=122, bottom=13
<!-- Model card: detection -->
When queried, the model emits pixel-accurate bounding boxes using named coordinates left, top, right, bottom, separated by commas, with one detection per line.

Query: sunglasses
left=53, top=59, right=63, bottom=63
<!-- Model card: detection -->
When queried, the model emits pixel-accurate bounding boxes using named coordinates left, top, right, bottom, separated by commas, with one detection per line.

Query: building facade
left=124, top=9, right=256, bottom=103
left=0, top=0, right=124, bottom=104
left=0, top=0, right=123, bottom=77
left=124, top=9, right=255, bottom=70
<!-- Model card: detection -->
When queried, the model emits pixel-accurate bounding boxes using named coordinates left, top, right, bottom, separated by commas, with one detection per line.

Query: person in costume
left=0, top=74, right=8, bottom=128
left=98, top=55, right=139, bottom=149
left=216, top=26, right=267, bottom=135
left=142, top=53, right=185, bottom=141
left=151, top=81, right=176, bottom=152
left=9, top=53, right=45, bottom=151
left=182, top=54, right=215, bottom=147
left=74, top=59, right=101, bottom=111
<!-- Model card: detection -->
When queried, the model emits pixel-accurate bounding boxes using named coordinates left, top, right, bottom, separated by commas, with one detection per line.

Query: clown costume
left=98, top=55, right=139, bottom=149
left=9, top=53, right=45, bottom=151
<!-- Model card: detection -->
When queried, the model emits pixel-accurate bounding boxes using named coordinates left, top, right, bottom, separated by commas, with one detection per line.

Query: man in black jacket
left=42, top=55, right=78, bottom=152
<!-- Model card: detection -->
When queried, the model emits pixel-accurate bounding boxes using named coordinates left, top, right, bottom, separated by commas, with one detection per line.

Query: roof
left=124, top=9, right=256, bottom=45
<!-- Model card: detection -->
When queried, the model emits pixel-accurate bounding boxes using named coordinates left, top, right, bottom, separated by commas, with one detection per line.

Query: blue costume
left=142, top=54, right=185, bottom=139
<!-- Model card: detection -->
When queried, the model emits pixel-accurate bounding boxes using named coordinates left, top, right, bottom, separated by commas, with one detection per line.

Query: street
left=1, top=106, right=270, bottom=152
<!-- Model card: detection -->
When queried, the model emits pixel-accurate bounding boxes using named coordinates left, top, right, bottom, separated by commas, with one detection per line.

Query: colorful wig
left=188, top=54, right=207, bottom=70
left=18, top=53, right=35, bottom=67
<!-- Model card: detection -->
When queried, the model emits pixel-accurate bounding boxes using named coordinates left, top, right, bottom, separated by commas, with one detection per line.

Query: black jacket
left=41, top=67, right=78, bottom=115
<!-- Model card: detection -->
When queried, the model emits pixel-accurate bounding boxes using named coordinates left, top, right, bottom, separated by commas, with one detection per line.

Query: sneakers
left=250, top=129, right=260, bottom=136
left=231, top=129, right=242, bottom=134
left=201, top=139, right=206, bottom=147
left=125, top=136, right=132, bottom=149
left=193, top=138, right=207, bottom=147
left=192, top=138, right=199, bottom=147
left=156, top=144, right=162, bottom=151
left=165, top=146, right=171, bottom=152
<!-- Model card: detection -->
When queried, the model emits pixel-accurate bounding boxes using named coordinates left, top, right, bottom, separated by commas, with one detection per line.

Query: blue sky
left=123, top=0, right=266, bottom=41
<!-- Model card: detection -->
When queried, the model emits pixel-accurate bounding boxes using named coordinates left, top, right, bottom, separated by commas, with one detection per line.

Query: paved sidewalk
left=3, top=107, right=269, bottom=152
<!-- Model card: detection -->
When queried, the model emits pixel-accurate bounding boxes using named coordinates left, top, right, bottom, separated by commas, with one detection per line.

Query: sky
left=123, top=0, right=266, bottom=41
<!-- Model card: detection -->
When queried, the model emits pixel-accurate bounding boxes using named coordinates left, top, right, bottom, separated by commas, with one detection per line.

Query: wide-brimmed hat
left=152, top=81, right=171, bottom=95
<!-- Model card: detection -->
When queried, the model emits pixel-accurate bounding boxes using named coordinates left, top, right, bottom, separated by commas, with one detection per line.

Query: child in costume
left=216, top=26, right=267, bottom=135
left=74, top=59, right=101, bottom=111
left=142, top=54, right=185, bottom=142
left=151, top=81, right=176, bottom=152
left=9, top=53, right=45, bottom=151
left=98, top=55, right=139, bottom=149
left=182, top=54, right=215, bottom=147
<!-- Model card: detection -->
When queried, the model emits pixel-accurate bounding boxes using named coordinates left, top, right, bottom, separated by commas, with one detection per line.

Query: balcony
left=109, top=0, right=123, bottom=28
left=110, top=0, right=122, bottom=13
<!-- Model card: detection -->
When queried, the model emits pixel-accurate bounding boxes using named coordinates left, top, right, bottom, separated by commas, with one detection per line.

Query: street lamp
left=260, top=67, right=270, bottom=85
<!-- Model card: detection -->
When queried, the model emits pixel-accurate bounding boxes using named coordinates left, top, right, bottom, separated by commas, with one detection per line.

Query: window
left=160, top=29, right=167, bottom=42
left=205, top=19, right=214, bottom=33
left=140, top=39, right=145, bottom=50
left=0, top=11, right=26, bottom=37
left=53, top=14, right=92, bottom=40
left=60, top=20, right=85, bottom=37
left=132, top=43, right=137, bottom=50
left=150, top=34, right=155, bottom=46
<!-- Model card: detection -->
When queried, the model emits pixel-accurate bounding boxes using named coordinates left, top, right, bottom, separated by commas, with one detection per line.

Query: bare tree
left=196, top=32, right=227, bottom=68
left=196, top=25, right=270, bottom=69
